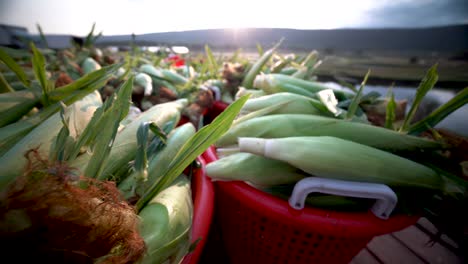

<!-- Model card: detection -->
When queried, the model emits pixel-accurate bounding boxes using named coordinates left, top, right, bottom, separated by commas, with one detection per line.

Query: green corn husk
left=216, top=114, right=443, bottom=151
left=239, top=92, right=328, bottom=116
left=69, top=99, right=188, bottom=180
left=0, top=63, right=121, bottom=155
left=138, top=174, right=193, bottom=264
left=0, top=91, right=102, bottom=190
left=241, top=40, right=282, bottom=89
left=279, top=67, right=298, bottom=75
left=238, top=136, right=443, bottom=190
left=135, top=72, right=153, bottom=96
left=206, top=152, right=305, bottom=186
left=139, top=64, right=188, bottom=86
left=81, top=57, right=101, bottom=75
left=0, top=90, right=39, bottom=127
left=254, top=74, right=352, bottom=100
left=235, top=87, right=266, bottom=100
left=118, top=122, right=196, bottom=199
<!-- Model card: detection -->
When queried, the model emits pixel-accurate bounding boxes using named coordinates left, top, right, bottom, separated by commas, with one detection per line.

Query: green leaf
left=204, top=44, right=218, bottom=78
left=385, top=88, right=396, bottom=130
left=338, top=79, right=357, bottom=93
left=0, top=48, right=30, bottom=86
left=135, top=95, right=250, bottom=212
left=409, top=87, right=468, bottom=135
left=400, top=64, right=439, bottom=132
left=230, top=48, right=241, bottom=63
left=346, top=70, right=370, bottom=119
left=241, top=38, right=283, bottom=89
left=30, top=42, right=53, bottom=105
left=0, top=64, right=119, bottom=156
left=133, top=122, right=151, bottom=179
left=256, top=43, right=264, bottom=56
left=84, top=22, right=96, bottom=47
left=50, top=102, right=70, bottom=162
left=148, top=122, right=168, bottom=144
left=48, top=63, right=122, bottom=101
left=36, top=24, right=49, bottom=48
left=147, top=121, right=174, bottom=158
left=84, top=76, right=134, bottom=178
left=0, top=72, right=15, bottom=93
left=65, top=101, right=106, bottom=162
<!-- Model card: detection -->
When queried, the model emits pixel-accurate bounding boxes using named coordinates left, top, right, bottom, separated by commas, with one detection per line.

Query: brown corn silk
left=0, top=149, right=145, bottom=264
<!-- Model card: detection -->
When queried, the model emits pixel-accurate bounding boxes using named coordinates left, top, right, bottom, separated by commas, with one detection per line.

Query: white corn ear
left=238, top=136, right=443, bottom=190
left=69, top=99, right=188, bottom=179
left=239, top=92, right=326, bottom=116
left=216, top=114, right=443, bottom=151
left=118, top=122, right=196, bottom=198
left=206, top=152, right=305, bottom=186
left=138, top=174, right=193, bottom=264
left=0, top=91, right=102, bottom=190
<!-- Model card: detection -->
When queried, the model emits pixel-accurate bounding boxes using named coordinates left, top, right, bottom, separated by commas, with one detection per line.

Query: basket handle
left=288, top=177, right=398, bottom=220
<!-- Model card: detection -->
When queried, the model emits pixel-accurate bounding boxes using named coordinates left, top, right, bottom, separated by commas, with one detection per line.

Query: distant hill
left=2, top=24, right=467, bottom=56
left=96, top=25, right=468, bottom=55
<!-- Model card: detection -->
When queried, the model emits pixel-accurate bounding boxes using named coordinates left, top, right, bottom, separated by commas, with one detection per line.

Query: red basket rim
left=182, top=156, right=214, bottom=264
left=204, top=146, right=418, bottom=237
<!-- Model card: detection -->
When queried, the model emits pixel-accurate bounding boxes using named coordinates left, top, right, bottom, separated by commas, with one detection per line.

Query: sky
left=0, top=0, right=467, bottom=36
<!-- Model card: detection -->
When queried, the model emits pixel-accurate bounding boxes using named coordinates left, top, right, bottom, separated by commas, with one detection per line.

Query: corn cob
left=216, top=114, right=443, bottom=151
left=135, top=72, right=153, bottom=96
left=254, top=74, right=353, bottom=100
left=0, top=90, right=39, bottom=127
left=238, top=136, right=443, bottom=190
left=239, top=92, right=328, bottom=116
left=138, top=174, right=193, bottom=264
left=69, top=99, right=188, bottom=180
left=0, top=91, right=102, bottom=190
left=118, top=122, right=196, bottom=199
left=235, top=87, right=266, bottom=100
left=0, top=63, right=121, bottom=155
left=82, top=57, right=101, bottom=74
left=241, top=40, right=282, bottom=89
left=206, top=152, right=305, bottom=186
left=139, top=64, right=188, bottom=86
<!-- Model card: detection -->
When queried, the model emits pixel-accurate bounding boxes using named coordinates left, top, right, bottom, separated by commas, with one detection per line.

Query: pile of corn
left=0, top=42, right=249, bottom=263
left=0, top=34, right=467, bottom=262
left=206, top=50, right=468, bottom=215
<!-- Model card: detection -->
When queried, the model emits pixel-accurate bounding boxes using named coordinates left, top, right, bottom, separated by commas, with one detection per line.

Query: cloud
left=360, top=0, right=468, bottom=28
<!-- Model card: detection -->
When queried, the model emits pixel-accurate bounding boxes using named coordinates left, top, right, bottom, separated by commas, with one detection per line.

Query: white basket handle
left=288, top=177, right=398, bottom=220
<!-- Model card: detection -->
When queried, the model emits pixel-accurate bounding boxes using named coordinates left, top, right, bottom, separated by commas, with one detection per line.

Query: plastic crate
left=182, top=156, right=215, bottom=264
left=203, top=146, right=419, bottom=264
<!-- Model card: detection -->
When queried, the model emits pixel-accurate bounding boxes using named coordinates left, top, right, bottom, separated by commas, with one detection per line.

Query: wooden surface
left=351, top=217, right=465, bottom=264
left=200, top=216, right=466, bottom=264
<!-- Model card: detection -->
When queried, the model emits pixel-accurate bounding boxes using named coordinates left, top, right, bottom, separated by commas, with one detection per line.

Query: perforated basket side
left=215, top=181, right=373, bottom=264
left=182, top=157, right=215, bottom=264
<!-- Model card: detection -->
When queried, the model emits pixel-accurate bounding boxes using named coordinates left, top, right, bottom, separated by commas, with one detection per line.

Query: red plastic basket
left=181, top=156, right=215, bottom=264
left=203, top=146, right=419, bottom=264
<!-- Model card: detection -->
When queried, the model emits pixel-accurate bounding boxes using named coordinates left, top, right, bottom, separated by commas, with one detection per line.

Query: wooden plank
left=416, top=217, right=459, bottom=250
left=349, top=248, right=381, bottom=264
left=392, top=225, right=462, bottom=264
left=367, top=234, right=425, bottom=264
